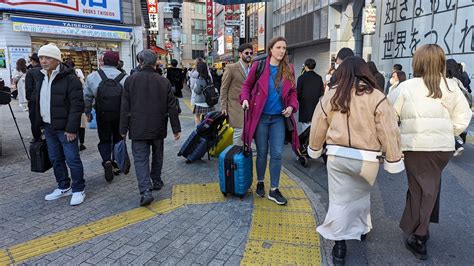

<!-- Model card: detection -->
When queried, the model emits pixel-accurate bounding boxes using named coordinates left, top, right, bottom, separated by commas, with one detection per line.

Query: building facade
left=0, top=0, right=145, bottom=86
left=155, top=1, right=207, bottom=67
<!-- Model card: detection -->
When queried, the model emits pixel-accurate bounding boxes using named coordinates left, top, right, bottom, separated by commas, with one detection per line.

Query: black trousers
left=28, top=101, right=41, bottom=140
left=96, top=112, right=122, bottom=164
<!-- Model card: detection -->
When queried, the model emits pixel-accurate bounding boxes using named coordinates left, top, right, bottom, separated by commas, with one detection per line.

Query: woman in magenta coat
left=240, top=36, right=300, bottom=205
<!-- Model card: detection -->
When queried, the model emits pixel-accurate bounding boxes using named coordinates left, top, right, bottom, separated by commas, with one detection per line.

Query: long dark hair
left=196, top=61, right=210, bottom=81
left=267, top=36, right=295, bottom=87
left=16, top=58, right=27, bottom=73
left=331, top=56, right=378, bottom=114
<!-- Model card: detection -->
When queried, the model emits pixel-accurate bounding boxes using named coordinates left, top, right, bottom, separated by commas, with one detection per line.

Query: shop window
left=192, top=50, right=205, bottom=59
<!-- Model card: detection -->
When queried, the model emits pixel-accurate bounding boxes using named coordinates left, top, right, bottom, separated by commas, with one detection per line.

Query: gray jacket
left=192, top=77, right=209, bottom=105
left=84, top=66, right=127, bottom=114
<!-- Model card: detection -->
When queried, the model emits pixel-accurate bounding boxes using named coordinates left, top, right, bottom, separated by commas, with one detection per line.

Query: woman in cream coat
left=308, top=57, right=404, bottom=265
left=391, top=44, right=472, bottom=260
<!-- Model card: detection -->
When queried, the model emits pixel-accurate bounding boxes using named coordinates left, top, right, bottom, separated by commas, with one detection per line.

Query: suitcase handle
left=243, top=109, right=251, bottom=157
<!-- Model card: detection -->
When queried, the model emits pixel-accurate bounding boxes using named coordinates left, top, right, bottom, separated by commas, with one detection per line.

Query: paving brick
left=85, top=248, right=113, bottom=264
left=161, top=256, right=182, bottom=265
left=215, top=245, right=236, bottom=261
left=224, top=255, right=242, bottom=266
left=108, top=245, right=135, bottom=260
left=117, top=253, right=138, bottom=265
left=128, top=241, right=154, bottom=256
left=191, top=240, right=212, bottom=254
left=127, top=232, right=151, bottom=246
left=186, top=232, right=207, bottom=246
left=148, top=238, right=173, bottom=253
left=208, top=259, right=225, bottom=266
left=68, top=251, right=95, bottom=265
left=169, top=234, right=191, bottom=249
left=130, top=250, right=155, bottom=265
left=195, top=248, right=219, bottom=265
left=203, top=228, right=223, bottom=242
left=106, top=237, right=132, bottom=251
left=178, top=252, right=201, bottom=266
left=50, top=254, right=73, bottom=264
left=208, top=237, right=229, bottom=252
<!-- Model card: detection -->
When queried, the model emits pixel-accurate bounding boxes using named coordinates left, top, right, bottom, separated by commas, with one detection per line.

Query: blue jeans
left=44, top=124, right=85, bottom=192
left=255, top=114, right=285, bottom=188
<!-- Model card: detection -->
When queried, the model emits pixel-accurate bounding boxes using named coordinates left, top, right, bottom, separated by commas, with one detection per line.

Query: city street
left=1, top=92, right=473, bottom=265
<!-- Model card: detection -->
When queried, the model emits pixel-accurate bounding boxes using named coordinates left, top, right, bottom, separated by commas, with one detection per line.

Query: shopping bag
left=113, top=140, right=131, bottom=174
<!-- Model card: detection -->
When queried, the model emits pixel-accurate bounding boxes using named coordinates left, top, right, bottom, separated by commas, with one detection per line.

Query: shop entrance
left=31, top=37, right=120, bottom=77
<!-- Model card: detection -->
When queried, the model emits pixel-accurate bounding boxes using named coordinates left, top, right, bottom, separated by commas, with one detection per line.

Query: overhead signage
left=11, top=16, right=132, bottom=40
left=0, top=0, right=122, bottom=22
left=148, top=0, right=159, bottom=32
left=362, top=6, right=376, bottom=35
left=206, top=0, right=213, bottom=37
left=239, top=4, right=245, bottom=38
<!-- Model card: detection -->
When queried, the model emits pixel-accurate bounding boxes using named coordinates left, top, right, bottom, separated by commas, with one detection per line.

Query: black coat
left=296, top=71, right=324, bottom=122
left=166, top=67, right=184, bottom=90
left=33, top=64, right=84, bottom=134
left=120, top=66, right=181, bottom=140
left=25, top=65, right=42, bottom=102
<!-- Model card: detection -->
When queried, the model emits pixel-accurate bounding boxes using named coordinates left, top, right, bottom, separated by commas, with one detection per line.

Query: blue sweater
left=263, top=65, right=284, bottom=115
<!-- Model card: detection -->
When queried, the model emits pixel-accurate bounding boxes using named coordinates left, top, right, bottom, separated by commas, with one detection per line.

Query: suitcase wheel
left=185, top=160, right=191, bottom=164
left=222, top=192, right=227, bottom=197
left=177, top=152, right=181, bottom=156
left=298, top=156, right=308, bottom=167
left=239, top=195, right=245, bottom=199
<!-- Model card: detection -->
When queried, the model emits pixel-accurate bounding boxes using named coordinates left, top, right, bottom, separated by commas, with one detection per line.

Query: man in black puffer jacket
left=25, top=53, right=42, bottom=142
left=33, top=44, right=86, bottom=206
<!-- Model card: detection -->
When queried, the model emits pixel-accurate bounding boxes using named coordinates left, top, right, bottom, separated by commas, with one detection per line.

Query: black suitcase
left=30, top=139, right=52, bottom=173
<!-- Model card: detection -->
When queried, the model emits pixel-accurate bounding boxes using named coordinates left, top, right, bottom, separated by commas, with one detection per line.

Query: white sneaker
left=45, top=188, right=72, bottom=201
left=70, top=191, right=86, bottom=206
left=453, top=146, right=464, bottom=157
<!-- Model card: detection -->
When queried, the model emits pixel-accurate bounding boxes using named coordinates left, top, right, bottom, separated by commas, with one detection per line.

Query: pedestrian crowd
left=6, top=38, right=472, bottom=265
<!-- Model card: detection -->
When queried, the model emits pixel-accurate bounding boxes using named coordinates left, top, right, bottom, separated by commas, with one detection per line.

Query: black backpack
left=202, top=78, right=219, bottom=107
left=96, top=70, right=126, bottom=113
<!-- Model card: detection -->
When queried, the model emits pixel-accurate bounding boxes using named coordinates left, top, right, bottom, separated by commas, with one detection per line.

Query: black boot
left=405, top=235, right=427, bottom=260
left=332, top=240, right=346, bottom=265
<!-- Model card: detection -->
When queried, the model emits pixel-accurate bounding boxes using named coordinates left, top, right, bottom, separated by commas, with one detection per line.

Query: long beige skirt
left=317, top=155, right=379, bottom=241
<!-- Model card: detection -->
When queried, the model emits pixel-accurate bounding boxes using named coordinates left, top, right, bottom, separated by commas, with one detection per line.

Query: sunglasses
left=244, top=51, right=253, bottom=55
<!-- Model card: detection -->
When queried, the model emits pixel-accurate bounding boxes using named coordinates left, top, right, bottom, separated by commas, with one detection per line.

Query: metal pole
left=8, top=103, right=30, bottom=159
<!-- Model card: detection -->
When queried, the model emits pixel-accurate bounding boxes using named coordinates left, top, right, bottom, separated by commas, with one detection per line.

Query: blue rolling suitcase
left=218, top=110, right=253, bottom=198
left=178, top=131, right=209, bottom=163
left=218, top=145, right=253, bottom=197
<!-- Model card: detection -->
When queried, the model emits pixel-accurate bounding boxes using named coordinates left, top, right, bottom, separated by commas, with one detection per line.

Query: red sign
left=206, top=0, right=213, bottom=37
left=147, top=0, right=158, bottom=14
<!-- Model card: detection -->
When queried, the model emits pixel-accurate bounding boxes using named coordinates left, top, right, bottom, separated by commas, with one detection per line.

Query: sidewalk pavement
left=0, top=96, right=326, bottom=265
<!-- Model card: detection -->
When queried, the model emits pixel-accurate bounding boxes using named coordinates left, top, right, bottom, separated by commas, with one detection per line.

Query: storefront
left=0, top=0, right=143, bottom=86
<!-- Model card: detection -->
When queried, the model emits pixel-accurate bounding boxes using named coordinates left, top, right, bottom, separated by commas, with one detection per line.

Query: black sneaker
left=268, top=189, right=288, bottom=205
left=104, top=161, right=114, bottom=182
left=256, top=182, right=265, bottom=197
left=79, top=144, right=86, bottom=151
left=140, top=190, right=154, bottom=206
left=152, top=180, right=164, bottom=191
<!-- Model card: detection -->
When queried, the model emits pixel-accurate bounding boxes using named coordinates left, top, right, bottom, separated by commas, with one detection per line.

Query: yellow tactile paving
left=467, top=135, right=474, bottom=144
left=241, top=240, right=321, bottom=265
left=182, top=98, right=194, bottom=111
left=252, top=209, right=317, bottom=228
left=146, top=198, right=183, bottom=214
left=172, top=183, right=226, bottom=205
left=243, top=168, right=322, bottom=265
left=253, top=197, right=314, bottom=212
left=0, top=250, right=12, bottom=266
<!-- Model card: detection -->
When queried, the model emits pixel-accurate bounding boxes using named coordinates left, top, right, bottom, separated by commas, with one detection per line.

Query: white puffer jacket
left=392, top=77, right=472, bottom=151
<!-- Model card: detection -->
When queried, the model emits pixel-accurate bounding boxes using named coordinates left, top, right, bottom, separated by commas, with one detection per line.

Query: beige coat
left=309, top=88, right=404, bottom=172
left=220, top=62, right=248, bottom=128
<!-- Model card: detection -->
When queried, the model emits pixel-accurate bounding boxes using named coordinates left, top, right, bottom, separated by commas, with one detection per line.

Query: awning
left=213, top=0, right=268, bottom=4
left=150, top=46, right=168, bottom=56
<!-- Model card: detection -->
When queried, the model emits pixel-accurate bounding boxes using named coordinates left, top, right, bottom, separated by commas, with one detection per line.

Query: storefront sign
left=148, top=0, right=159, bottom=32
left=206, top=0, right=213, bottom=37
left=239, top=4, right=245, bottom=38
left=257, top=6, right=265, bottom=51
left=0, top=49, right=6, bottom=69
left=8, top=47, right=31, bottom=78
left=217, top=36, right=224, bottom=55
left=11, top=17, right=132, bottom=40
left=0, top=0, right=122, bottom=22
left=362, top=6, right=376, bottom=35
